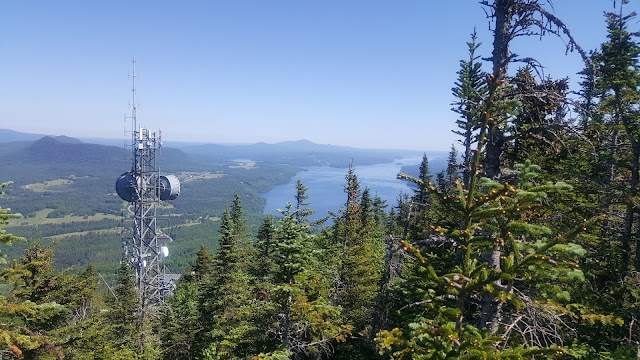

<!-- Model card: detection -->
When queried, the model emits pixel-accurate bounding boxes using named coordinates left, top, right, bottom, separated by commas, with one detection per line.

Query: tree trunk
left=479, top=0, right=513, bottom=333
left=484, top=128, right=506, bottom=180
left=628, top=133, right=640, bottom=271
left=480, top=246, right=503, bottom=334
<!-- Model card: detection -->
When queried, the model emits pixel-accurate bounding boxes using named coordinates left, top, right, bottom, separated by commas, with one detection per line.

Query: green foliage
left=197, top=196, right=258, bottom=359
left=0, top=182, right=24, bottom=264
left=259, top=204, right=350, bottom=359
left=4, top=2, right=640, bottom=359
left=107, top=262, right=143, bottom=352
left=385, top=37, right=599, bottom=355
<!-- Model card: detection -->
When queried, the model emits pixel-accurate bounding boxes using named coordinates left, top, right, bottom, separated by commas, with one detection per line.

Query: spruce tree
left=160, top=246, right=213, bottom=360
left=567, top=4, right=640, bottom=355
left=380, top=62, right=597, bottom=358
left=330, top=166, right=383, bottom=358
left=0, top=242, right=69, bottom=359
left=596, top=6, right=640, bottom=272
left=257, top=204, right=347, bottom=359
left=109, top=262, right=142, bottom=353
left=445, top=145, right=460, bottom=190
left=200, top=198, right=257, bottom=359
left=0, top=182, right=24, bottom=263
left=294, top=179, right=316, bottom=225
left=451, top=30, right=487, bottom=188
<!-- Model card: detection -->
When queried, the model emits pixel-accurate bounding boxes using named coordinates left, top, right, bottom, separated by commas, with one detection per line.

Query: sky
left=1, top=1, right=637, bottom=151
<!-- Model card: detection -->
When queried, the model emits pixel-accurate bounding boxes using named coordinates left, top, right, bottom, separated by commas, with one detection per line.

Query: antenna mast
left=116, top=58, right=181, bottom=318
left=131, top=57, right=137, bottom=135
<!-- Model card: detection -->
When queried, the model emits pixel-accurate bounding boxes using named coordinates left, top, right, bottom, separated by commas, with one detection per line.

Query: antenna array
left=116, top=58, right=180, bottom=314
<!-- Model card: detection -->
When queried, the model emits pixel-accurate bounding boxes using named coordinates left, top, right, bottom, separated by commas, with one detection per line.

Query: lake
left=261, top=156, right=435, bottom=221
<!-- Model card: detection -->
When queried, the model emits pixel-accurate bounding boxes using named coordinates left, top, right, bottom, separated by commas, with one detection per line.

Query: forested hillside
left=0, top=133, right=423, bottom=273
left=3, top=1, right=640, bottom=359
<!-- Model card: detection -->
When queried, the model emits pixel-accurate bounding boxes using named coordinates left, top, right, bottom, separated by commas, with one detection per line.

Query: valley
left=0, top=130, right=427, bottom=274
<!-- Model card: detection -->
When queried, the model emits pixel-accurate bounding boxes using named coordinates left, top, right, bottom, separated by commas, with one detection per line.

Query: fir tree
left=330, top=166, right=383, bottom=358
left=294, top=179, right=316, bottom=225
left=108, top=262, right=142, bottom=353
left=451, top=29, right=487, bottom=188
left=182, top=245, right=214, bottom=284
left=445, top=145, right=460, bottom=190
left=596, top=6, right=640, bottom=272
left=0, top=182, right=24, bottom=263
left=383, top=62, right=597, bottom=358
left=161, top=280, right=201, bottom=360
left=160, top=246, right=213, bottom=360
left=257, top=204, right=348, bottom=359
left=200, top=199, right=257, bottom=359
left=414, top=154, right=432, bottom=209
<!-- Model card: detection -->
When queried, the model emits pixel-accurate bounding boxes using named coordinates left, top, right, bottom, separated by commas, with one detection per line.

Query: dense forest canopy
left=3, top=1, right=640, bottom=359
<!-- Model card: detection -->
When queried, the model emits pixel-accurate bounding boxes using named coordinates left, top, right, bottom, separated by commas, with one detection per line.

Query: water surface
left=262, top=156, right=427, bottom=221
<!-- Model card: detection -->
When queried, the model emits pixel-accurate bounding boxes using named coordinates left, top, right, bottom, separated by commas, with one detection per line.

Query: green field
left=179, top=171, right=225, bottom=183
left=228, top=161, right=257, bottom=169
left=11, top=209, right=121, bottom=226
left=24, top=178, right=73, bottom=192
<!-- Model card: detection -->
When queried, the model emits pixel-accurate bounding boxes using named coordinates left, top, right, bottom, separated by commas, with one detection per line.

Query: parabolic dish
left=159, top=175, right=180, bottom=200
left=116, top=172, right=140, bottom=202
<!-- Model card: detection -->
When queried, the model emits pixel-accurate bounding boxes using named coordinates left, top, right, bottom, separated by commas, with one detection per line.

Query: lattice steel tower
left=115, top=58, right=180, bottom=312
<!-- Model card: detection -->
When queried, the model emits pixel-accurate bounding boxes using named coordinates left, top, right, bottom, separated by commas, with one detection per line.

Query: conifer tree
left=66, top=261, right=152, bottom=360
left=161, top=280, right=201, bottom=360
left=380, top=60, right=598, bottom=357
left=0, top=241, right=68, bottom=359
left=595, top=6, right=640, bottom=272
left=414, top=154, right=432, bottom=206
left=407, top=155, right=443, bottom=241
left=109, top=262, right=143, bottom=354
left=257, top=204, right=348, bottom=359
left=161, top=246, right=213, bottom=360
left=445, top=145, right=460, bottom=190
left=294, top=179, right=316, bottom=225
left=0, top=182, right=23, bottom=263
left=200, top=197, right=257, bottom=359
left=329, top=166, right=383, bottom=357
left=566, top=4, right=640, bottom=355
left=479, top=0, right=587, bottom=179
left=252, top=214, right=278, bottom=286
left=190, top=245, right=215, bottom=283
left=451, top=30, right=487, bottom=187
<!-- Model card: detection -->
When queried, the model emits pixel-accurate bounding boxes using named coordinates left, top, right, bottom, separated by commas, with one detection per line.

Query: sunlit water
left=261, top=156, right=429, bottom=221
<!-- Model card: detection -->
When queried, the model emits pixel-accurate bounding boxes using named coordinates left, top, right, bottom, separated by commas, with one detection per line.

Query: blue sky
left=0, top=1, right=635, bottom=151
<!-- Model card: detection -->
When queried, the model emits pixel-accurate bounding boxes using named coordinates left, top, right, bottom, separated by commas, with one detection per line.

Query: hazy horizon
left=0, top=127, right=440, bottom=152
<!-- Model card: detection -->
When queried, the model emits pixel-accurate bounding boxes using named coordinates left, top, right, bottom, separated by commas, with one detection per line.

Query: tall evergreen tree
left=445, top=145, right=460, bottom=190
left=161, top=246, right=214, bottom=360
left=596, top=6, right=640, bottom=272
left=451, top=29, right=487, bottom=188
left=200, top=198, right=257, bottom=359
left=567, top=4, right=640, bottom=356
left=329, top=166, right=383, bottom=358
left=256, top=204, right=347, bottom=359
left=294, top=179, right=316, bottom=225
left=189, top=245, right=215, bottom=283
left=253, top=213, right=278, bottom=282
left=109, top=262, right=143, bottom=353
left=384, top=68, right=596, bottom=357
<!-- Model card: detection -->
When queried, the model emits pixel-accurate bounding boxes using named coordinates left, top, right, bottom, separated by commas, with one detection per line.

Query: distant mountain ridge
left=0, top=129, right=423, bottom=153
left=22, top=136, right=123, bottom=163
left=0, top=129, right=48, bottom=143
left=0, top=129, right=428, bottom=168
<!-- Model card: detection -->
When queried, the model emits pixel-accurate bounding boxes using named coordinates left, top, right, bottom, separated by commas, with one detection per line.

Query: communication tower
left=115, top=58, right=181, bottom=311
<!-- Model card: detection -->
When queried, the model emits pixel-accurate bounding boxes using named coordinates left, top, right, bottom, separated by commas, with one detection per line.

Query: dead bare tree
left=472, top=0, right=593, bottom=335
